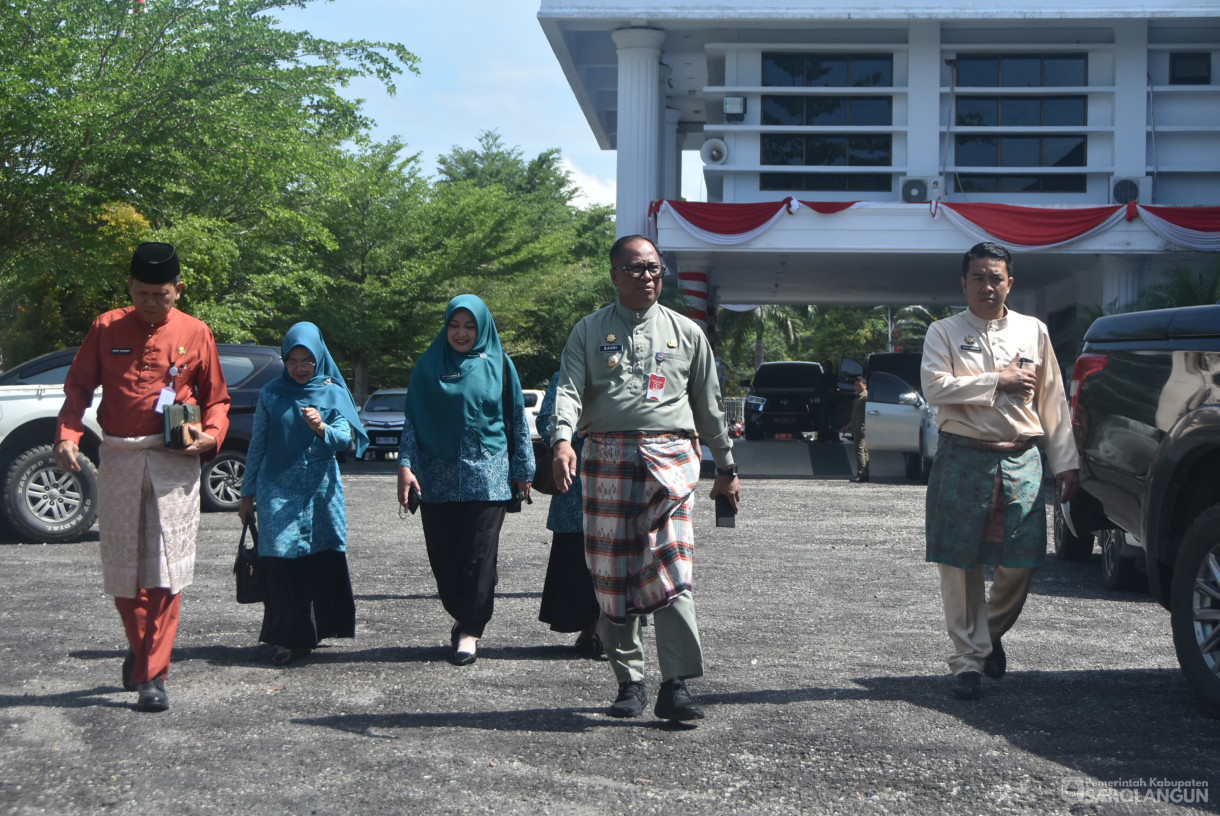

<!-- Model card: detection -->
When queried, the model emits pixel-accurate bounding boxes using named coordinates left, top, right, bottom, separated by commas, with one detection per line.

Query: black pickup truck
left=1056, top=304, right=1220, bottom=713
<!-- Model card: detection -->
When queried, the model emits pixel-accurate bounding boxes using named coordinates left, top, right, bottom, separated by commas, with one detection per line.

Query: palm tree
left=720, top=305, right=817, bottom=369
left=893, top=305, right=961, bottom=354
left=1127, top=262, right=1220, bottom=311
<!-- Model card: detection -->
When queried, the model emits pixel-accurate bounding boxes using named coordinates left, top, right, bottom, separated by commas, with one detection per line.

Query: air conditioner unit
left=1110, top=176, right=1151, bottom=205
left=900, top=176, right=944, bottom=203
left=700, top=138, right=729, bottom=165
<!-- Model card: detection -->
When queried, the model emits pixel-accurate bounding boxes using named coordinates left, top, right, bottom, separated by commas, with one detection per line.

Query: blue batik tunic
left=242, top=389, right=354, bottom=558
left=537, top=372, right=583, bottom=534
left=396, top=410, right=534, bottom=503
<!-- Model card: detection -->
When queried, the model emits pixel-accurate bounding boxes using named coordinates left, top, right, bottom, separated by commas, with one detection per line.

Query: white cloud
left=562, top=157, right=616, bottom=208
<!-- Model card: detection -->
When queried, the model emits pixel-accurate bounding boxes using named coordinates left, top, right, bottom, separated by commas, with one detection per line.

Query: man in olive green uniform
left=550, top=234, right=740, bottom=723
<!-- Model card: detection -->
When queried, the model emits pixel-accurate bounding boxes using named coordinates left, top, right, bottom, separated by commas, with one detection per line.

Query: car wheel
left=1, top=445, right=99, bottom=543
left=903, top=451, right=921, bottom=481
left=1170, top=503, right=1220, bottom=714
left=1052, top=500, right=1094, bottom=561
left=1099, top=528, right=1144, bottom=591
left=201, top=450, right=245, bottom=512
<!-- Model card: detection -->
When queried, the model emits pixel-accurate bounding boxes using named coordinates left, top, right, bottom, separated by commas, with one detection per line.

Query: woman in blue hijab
left=239, top=322, right=368, bottom=666
left=397, top=295, right=535, bottom=666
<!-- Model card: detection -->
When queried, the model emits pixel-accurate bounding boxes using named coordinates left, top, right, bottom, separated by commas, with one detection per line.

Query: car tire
left=1, top=445, right=99, bottom=543
left=903, top=451, right=921, bottom=481
left=1099, top=528, right=1144, bottom=591
left=1052, top=500, right=1094, bottom=561
left=1170, top=503, right=1220, bottom=715
left=201, top=450, right=246, bottom=512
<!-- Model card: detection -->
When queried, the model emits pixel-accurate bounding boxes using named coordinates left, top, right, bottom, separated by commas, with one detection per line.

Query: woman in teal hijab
left=398, top=295, right=535, bottom=666
left=240, top=322, right=368, bottom=666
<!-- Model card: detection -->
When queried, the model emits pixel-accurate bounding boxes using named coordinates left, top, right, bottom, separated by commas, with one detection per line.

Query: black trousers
left=420, top=501, right=506, bottom=638
left=259, top=550, right=356, bottom=651
left=538, top=531, right=600, bottom=633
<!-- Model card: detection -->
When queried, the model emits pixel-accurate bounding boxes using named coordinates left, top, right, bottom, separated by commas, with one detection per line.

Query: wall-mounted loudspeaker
left=700, top=139, right=728, bottom=165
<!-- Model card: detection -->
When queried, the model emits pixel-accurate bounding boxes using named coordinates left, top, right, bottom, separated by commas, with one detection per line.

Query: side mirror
left=898, top=392, right=922, bottom=407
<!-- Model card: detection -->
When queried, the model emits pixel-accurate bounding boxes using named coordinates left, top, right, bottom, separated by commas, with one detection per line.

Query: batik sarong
left=98, top=434, right=201, bottom=597
left=925, top=431, right=1046, bottom=569
left=581, top=432, right=699, bottom=623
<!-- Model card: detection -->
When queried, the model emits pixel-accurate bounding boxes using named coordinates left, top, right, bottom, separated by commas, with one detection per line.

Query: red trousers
left=114, top=588, right=182, bottom=684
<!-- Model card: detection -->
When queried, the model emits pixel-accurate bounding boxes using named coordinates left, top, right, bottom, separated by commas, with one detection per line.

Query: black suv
left=742, top=361, right=828, bottom=440
left=0, top=343, right=281, bottom=542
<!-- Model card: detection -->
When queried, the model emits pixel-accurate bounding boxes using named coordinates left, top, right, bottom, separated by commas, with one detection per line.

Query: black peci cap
left=129, top=242, right=180, bottom=284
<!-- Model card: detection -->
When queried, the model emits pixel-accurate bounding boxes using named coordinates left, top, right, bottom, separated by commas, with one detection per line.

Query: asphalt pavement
left=2, top=454, right=1217, bottom=815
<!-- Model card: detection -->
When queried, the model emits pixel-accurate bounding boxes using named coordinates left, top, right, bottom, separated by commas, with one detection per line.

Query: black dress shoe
left=452, top=650, right=477, bottom=666
left=135, top=677, right=169, bottom=712
left=121, top=649, right=136, bottom=692
left=655, top=678, right=705, bottom=721
left=984, top=639, right=1006, bottom=679
left=951, top=670, right=982, bottom=700
left=608, top=680, right=647, bottom=718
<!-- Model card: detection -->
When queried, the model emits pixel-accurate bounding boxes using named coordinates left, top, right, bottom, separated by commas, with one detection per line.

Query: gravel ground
left=1, top=462, right=1217, bottom=816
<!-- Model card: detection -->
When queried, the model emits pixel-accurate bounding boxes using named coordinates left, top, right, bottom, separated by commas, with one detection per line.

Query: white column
left=1100, top=253, right=1145, bottom=312
left=906, top=20, right=943, bottom=179
left=613, top=28, right=666, bottom=238
left=662, top=107, right=681, bottom=200
left=1112, top=20, right=1149, bottom=179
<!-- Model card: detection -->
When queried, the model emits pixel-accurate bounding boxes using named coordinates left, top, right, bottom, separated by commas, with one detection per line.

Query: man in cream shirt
left=921, top=242, right=1079, bottom=700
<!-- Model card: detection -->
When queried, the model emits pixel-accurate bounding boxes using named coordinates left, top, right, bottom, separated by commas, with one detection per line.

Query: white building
left=538, top=1, right=1220, bottom=332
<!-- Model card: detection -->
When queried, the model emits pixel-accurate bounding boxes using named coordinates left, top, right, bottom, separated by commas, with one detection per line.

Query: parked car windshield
left=752, top=362, right=823, bottom=389
left=364, top=393, right=405, bottom=412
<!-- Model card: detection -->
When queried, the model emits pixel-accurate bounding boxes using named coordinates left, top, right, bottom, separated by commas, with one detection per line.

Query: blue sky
left=271, top=0, right=626, bottom=206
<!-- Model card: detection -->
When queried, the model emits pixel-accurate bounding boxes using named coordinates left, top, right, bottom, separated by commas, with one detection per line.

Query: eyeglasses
left=613, top=263, right=667, bottom=279
left=285, top=359, right=316, bottom=369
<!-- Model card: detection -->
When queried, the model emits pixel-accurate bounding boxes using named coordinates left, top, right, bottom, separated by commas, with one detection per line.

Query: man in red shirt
left=55, top=242, right=230, bottom=713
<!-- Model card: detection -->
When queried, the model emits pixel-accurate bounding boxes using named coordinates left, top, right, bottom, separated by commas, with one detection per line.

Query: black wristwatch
left=716, top=464, right=738, bottom=477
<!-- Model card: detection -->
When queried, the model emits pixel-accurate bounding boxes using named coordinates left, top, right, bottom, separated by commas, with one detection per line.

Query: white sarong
left=98, top=434, right=201, bottom=597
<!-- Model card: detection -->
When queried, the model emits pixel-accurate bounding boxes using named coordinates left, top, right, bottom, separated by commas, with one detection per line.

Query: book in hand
left=163, top=403, right=202, bottom=449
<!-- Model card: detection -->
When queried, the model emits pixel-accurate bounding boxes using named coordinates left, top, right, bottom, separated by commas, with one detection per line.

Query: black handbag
left=233, top=518, right=264, bottom=604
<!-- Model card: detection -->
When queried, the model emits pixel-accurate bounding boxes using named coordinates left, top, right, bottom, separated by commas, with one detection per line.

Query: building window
left=1170, top=52, right=1212, bottom=85
left=762, top=53, right=893, bottom=87
left=763, top=134, right=893, bottom=167
left=762, top=96, right=893, bottom=127
left=955, top=96, right=1086, bottom=127
left=956, top=174, right=1087, bottom=193
left=955, top=53, right=1087, bottom=87
left=760, top=173, right=892, bottom=192
left=955, top=135, right=1086, bottom=167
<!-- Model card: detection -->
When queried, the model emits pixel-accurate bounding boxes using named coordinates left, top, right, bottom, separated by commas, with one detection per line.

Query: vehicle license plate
left=773, top=433, right=794, bottom=440
left=376, top=436, right=397, bottom=446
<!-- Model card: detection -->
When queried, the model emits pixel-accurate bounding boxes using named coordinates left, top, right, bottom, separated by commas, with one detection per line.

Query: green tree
left=1127, top=262, right=1220, bottom=311
left=0, top=0, right=417, bottom=360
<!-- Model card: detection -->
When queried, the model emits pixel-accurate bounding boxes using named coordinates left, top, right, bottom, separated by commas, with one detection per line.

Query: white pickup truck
left=0, top=348, right=103, bottom=542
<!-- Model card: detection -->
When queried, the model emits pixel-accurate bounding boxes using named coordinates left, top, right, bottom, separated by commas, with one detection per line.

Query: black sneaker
left=654, top=678, right=705, bottom=721
left=121, top=649, right=136, bottom=692
left=608, top=681, right=647, bottom=718
left=135, top=677, right=169, bottom=712
left=983, top=639, right=1006, bottom=680
left=951, top=670, right=982, bottom=700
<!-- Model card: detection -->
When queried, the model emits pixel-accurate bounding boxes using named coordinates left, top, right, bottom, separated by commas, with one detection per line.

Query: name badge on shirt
left=599, top=344, right=624, bottom=354
left=111, top=348, right=133, bottom=354
left=647, top=373, right=665, bottom=402
left=960, top=344, right=984, bottom=352
left=154, top=387, right=176, bottom=415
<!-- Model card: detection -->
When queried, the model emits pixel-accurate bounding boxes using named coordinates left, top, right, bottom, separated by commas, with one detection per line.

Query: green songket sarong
left=925, top=432, right=1048, bottom=569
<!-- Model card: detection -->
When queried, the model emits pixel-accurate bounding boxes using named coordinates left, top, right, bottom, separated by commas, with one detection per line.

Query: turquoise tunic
left=242, top=389, right=353, bottom=558
left=536, top=372, right=583, bottom=534
left=396, top=408, right=534, bottom=503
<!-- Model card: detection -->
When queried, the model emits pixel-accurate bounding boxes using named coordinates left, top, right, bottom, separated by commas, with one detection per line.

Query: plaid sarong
left=580, top=432, right=700, bottom=623
left=925, top=432, right=1047, bottom=569
left=98, top=434, right=201, bottom=598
